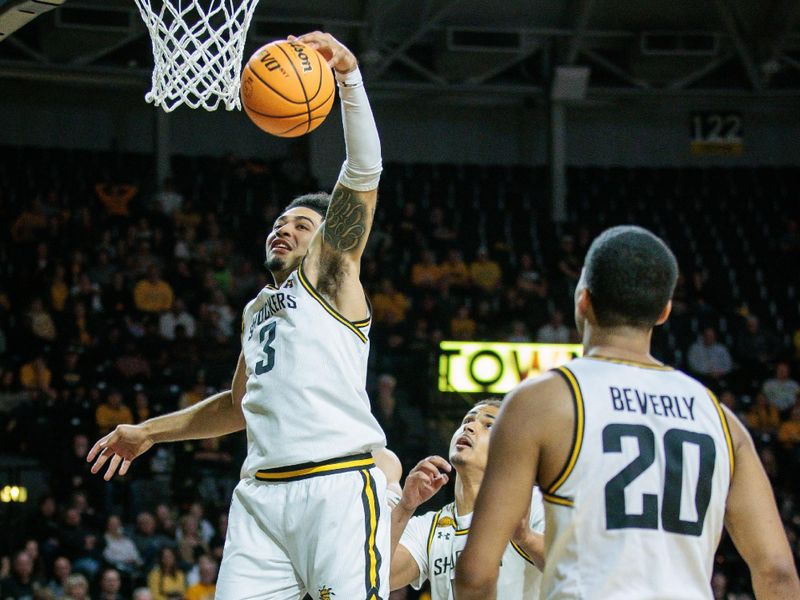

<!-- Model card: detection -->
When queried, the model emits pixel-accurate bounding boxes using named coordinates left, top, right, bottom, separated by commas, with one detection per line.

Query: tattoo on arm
left=322, top=187, right=368, bottom=253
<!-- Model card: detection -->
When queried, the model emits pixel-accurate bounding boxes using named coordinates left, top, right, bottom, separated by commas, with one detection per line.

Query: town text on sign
left=438, top=341, right=583, bottom=393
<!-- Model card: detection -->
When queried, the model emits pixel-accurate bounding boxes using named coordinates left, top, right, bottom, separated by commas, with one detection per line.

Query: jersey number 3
left=603, top=424, right=715, bottom=536
left=255, top=321, right=277, bottom=375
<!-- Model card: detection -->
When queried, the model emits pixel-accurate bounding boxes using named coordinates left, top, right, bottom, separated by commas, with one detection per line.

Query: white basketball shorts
left=216, top=453, right=389, bottom=600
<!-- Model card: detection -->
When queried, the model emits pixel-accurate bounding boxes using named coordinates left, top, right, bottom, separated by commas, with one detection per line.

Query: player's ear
left=655, top=300, right=672, bottom=326
left=576, top=287, right=593, bottom=322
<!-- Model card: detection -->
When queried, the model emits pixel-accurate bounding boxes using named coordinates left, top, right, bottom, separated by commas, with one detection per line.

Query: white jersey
left=541, top=357, right=734, bottom=600
left=400, top=489, right=545, bottom=600
left=239, top=262, right=385, bottom=475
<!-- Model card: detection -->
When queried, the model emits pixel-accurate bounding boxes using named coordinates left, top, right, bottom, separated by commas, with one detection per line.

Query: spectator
left=28, top=496, right=61, bottom=559
left=21, top=540, right=45, bottom=584
left=62, top=573, right=90, bottom=600
left=132, top=513, right=170, bottom=571
left=58, top=508, right=101, bottom=579
left=11, top=197, right=47, bottom=243
left=428, top=207, right=457, bottom=252
left=440, top=249, right=470, bottom=289
left=450, top=305, right=476, bottom=340
left=133, top=391, right=151, bottom=424
left=95, top=390, right=134, bottom=436
left=469, top=247, right=502, bottom=292
left=147, top=547, right=186, bottom=600
left=154, top=505, right=176, bottom=540
left=762, top=361, right=800, bottom=414
left=184, top=555, right=217, bottom=600
left=175, top=515, right=208, bottom=566
left=102, top=516, right=143, bottom=575
left=132, top=588, right=155, bottom=600
left=97, top=568, right=124, bottom=600
left=746, top=392, right=782, bottom=438
left=158, top=298, right=196, bottom=340
left=187, top=503, right=214, bottom=545
left=556, top=234, right=582, bottom=299
left=134, top=266, right=174, bottom=314
left=373, top=374, right=428, bottom=473
left=506, top=320, right=530, bottom=343
left=19, top=354, right=54, bottom=394
left=206, top=290, right=235, bottom=338
left=95, top=180, right=137, bottom=217
left=734, top=315, right=779, bottom=374
left=152, top=178, right=184, bottom=216
left=536, top=310, right=571, bottom=344
left=372, top=279, right=411, bottom=325
left=687, top=327, right=733, bottom=381
left=0, top=550, right=40, bottom=600
left=87, top=250, right=116, bottom=289
left=55, top=348, right=85, bottom=391
left=104, top=272, right=131, bottom=317
left=45, top=556, right=71, bottom=598
left=27, top=298, right=57, bottom=342
left=410, top=250, right=442, bottom=290
left=50, top=265, right=70, bottom=313
left=208, top=515, right=227, bottom=563
left=58, top=434, right=101, bottom=508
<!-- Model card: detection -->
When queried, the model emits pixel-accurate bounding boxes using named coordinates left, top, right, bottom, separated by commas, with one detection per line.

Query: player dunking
left=87, top=31, right=392, bottom=599
left=391, top=400, right=545, bottom=599
left=455, top=226, right=800, bottom=600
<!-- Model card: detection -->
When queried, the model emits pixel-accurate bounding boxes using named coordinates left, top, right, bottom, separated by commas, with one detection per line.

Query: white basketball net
left=133, top=0, right=260, bottom=112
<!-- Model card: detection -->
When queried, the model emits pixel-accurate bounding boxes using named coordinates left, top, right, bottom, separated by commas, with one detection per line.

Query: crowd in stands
left=0, top=146, right=799, bottom=599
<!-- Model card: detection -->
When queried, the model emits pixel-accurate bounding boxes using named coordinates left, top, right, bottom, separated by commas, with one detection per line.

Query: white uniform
left=540, top=357, right=734, bottom=600
left=400, top=489, right=545, bottom=600
left=217, top=262, right=389, bottom=600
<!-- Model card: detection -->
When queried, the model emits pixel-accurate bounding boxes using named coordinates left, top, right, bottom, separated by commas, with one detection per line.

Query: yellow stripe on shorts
left=360, top=469, right=382, bottom=599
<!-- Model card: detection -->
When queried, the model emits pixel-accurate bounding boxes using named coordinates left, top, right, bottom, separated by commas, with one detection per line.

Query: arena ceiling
left=1, top=0, right=799, bottom=101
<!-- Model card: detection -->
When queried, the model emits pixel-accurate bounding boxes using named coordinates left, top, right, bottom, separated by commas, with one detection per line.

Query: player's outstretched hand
left=86, top=424, right=154, bottom=481
left=288, top=31, right=357, bottom=74
left=399, top=455, right=451, bottom=512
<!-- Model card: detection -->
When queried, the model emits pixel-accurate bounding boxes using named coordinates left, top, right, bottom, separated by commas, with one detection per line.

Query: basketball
left=240, top=40, right=335, bottom=138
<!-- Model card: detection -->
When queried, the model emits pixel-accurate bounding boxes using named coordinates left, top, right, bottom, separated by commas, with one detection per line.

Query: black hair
left=474, top=398, right=502, bottom=410
left=283, top=192, right=330, bottom=219
left=583, top=225, right=678, bottom=329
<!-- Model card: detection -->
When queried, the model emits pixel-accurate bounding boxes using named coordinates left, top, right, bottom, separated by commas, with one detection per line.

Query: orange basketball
left=240, top=40, right=335, bottom=138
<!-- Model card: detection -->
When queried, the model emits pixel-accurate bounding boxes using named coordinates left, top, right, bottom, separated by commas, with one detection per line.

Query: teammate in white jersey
left=456, top=225, right=800, bottom=600
left=87, top=31, right=393, bottom=600
left=391, top=400, right=545, bottom=600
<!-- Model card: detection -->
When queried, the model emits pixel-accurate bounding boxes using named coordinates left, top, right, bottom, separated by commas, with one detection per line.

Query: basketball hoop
left=133, top=0, right=260, bottom=112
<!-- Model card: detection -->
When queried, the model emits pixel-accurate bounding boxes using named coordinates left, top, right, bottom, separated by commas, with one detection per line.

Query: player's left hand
left=398, top=455, right=451, bottom=512
left=510, top=501, right=545, bottom=570
left=289, top=31, right=357, bottom=74
left=511, top=503, right=532, bottom=545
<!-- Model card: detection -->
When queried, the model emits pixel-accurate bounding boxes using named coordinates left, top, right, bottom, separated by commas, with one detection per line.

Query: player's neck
left=583, top=325, right=661, bottom=365
left=453, top=469, right=483, bottom=516
left=269, top=269, right=290, bottom=287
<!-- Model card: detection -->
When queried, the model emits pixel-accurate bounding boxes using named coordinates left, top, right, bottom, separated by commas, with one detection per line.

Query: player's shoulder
left=243, top=284, right=275, bottom=311
left=504, top=369, right=573, bottom=416
left=403, top=508, right=441, bottom=540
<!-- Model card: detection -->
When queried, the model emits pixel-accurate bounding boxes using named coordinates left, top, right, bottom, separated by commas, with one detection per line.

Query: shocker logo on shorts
left=318, top=586, right=335, bottom=600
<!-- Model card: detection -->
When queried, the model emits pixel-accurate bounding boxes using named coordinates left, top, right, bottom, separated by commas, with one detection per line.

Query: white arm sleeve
left=335, top=67, right=382, bottom=192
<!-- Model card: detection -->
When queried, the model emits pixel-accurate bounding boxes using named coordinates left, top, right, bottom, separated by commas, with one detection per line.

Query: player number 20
left=602, top=424, right=716, bottom=536
left=255, top=321, right=277, bottom=375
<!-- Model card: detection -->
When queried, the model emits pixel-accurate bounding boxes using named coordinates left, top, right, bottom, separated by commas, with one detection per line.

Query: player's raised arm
left=389, top=455, right=451, bottom=590
left=722, top=407, right=800, bottom=599
left=86, top=352, right=248, bottom=480
left=293, top=32, right=381, bottom=293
